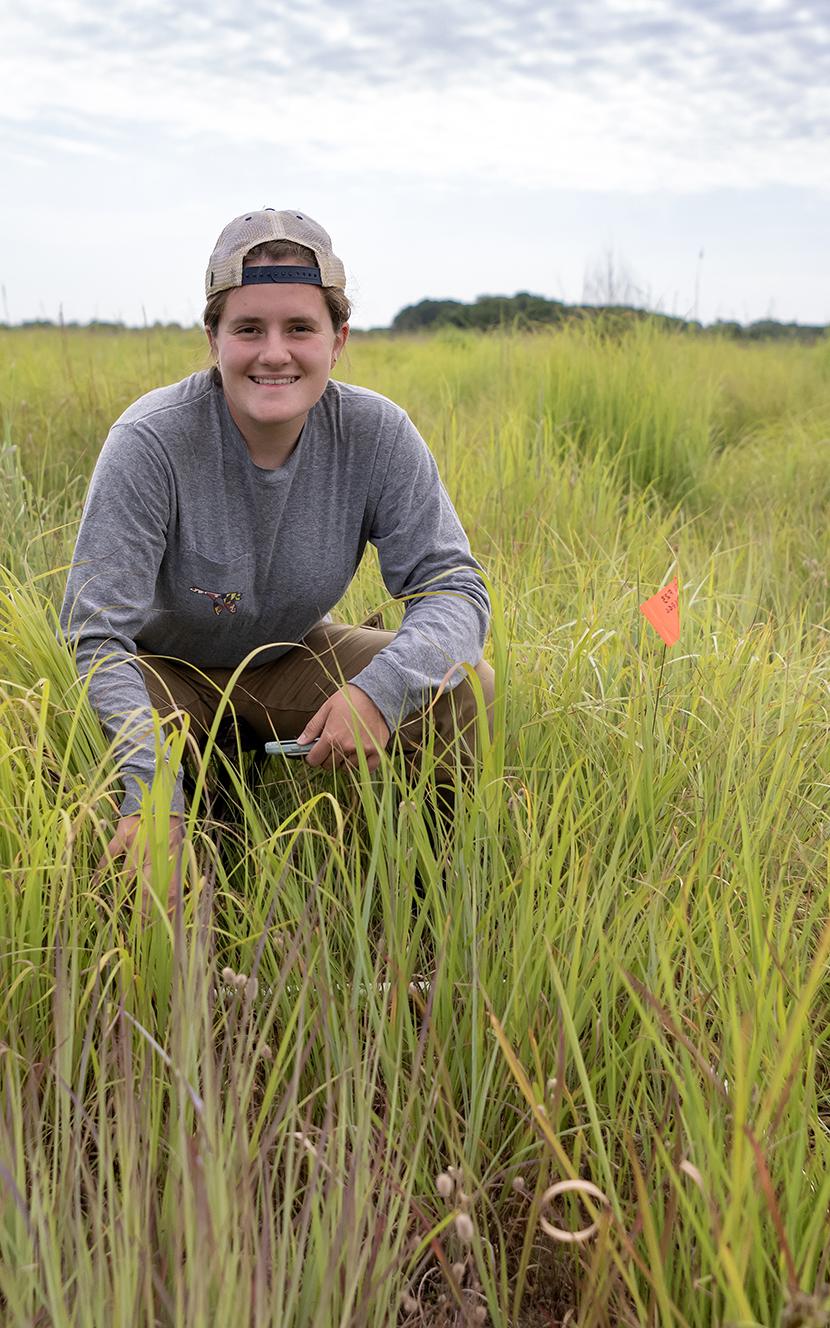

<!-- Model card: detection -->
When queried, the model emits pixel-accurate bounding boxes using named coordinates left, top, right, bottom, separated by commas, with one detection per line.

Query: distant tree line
left=2, top=301, right=827, bottom=344
left=388, top=294, right=828, bottom=344
left=3, top=319, right=188, bottom=333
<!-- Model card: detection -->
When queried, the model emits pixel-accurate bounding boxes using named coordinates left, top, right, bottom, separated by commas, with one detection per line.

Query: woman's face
left=207, top=256, right=349, bottom=454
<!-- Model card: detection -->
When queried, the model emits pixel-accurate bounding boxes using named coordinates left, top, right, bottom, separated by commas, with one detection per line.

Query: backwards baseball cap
left=205, top=208, right=347, bottom=299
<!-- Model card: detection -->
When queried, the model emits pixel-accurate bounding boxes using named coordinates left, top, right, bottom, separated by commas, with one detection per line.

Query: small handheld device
left=264, top=739, right=317, bottom=757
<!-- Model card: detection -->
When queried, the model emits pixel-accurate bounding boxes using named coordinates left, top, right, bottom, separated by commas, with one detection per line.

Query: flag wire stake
left=652, top=643, right=667, bottom=736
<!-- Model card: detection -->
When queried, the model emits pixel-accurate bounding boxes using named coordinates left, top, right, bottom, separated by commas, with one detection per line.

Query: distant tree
left=391, top=299, right=472, bottom=332
left=387, top=292, right=826, bottom=343
left=746, top=320, right=825, bottom=343
left=711, top=320, right=743, bottom=339
left=392, top=292, right=568, bottom=333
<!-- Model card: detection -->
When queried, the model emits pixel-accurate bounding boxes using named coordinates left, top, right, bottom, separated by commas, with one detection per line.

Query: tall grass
left=1, top=321, right=830, bottom=1326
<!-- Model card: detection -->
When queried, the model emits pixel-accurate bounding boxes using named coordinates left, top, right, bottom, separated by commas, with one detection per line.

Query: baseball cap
left=205, top=208, right=347, bottom=298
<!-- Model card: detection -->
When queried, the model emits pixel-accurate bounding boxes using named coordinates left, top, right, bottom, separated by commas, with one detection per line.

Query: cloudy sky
left=2, top=0, right=828, bottom=329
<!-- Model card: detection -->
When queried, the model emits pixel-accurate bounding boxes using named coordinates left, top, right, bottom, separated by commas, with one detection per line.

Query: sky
left=1, top=0, right=828, bottom=330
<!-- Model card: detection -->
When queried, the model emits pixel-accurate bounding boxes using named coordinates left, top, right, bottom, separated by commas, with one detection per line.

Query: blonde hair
left=202, top=239, right=351, bottom=334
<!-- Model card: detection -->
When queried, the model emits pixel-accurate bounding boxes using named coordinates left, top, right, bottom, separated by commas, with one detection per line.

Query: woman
left=61, top=208, right=495, bottom=893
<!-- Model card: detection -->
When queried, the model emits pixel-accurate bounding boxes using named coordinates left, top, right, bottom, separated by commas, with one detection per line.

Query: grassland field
left=1, top=320, right=830, bottom=1326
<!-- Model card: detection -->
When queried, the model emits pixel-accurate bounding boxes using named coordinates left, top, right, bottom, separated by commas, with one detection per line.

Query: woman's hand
left=299, top=683, right=390, bottom=774
left=93, top=813, right=185, bottom=921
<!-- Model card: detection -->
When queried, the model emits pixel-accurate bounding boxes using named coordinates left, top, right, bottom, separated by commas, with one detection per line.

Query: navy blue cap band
left=242, top=265, right=322, bottom=286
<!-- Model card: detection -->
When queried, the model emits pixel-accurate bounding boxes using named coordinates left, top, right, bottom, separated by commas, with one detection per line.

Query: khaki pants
left=137, top=616, right=496, bottom=841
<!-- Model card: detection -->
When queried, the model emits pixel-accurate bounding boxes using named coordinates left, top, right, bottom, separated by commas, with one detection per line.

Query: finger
left=139, top=852, right=163, bottom=925
left=138, top=830, right=184, bottom=923
left=92, top=852, right=138, bottom=894
left=140, top=875, right=154, bottom=925
left=297, top=701, right=329, bottom=746
left=167, top=861, right=183, bottom=918
left=341, top=748, right=370, bottom=773
left=123, top=833, right=143, bottom=883
left=168, top=834, right=184, bottom=914
left=305, top=734, right=332, bottom=767
left=92, top=841, right=120, bottom=888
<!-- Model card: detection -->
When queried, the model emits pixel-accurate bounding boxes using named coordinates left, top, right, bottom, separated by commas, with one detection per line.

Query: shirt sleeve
left=347, top=412, right=491, bottom=731
left=59, top=425, right=185, bottom=817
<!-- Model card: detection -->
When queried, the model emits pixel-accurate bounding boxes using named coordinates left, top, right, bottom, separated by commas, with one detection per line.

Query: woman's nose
left=258, top=331, right=292, bottom=364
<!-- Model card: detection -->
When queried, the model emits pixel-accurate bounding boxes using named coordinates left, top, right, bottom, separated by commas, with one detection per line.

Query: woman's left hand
left=299, top=683, right=391, bottom=773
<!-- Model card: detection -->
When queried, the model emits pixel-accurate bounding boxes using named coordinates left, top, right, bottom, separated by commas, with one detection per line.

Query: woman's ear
left=205, top=327, right=217, bottom=360
left=331, top=322, right=349, bottom=367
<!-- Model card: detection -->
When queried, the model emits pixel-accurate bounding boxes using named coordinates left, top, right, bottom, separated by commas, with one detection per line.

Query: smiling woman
left=205, top=256, right=349, bottom=468
left=59, top=206, right=495, bottom=903
left=201, top=223, right=351, bottom=467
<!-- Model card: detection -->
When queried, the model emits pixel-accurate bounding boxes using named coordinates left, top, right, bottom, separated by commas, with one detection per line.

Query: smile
left=249, top=376, right=299, bottom=386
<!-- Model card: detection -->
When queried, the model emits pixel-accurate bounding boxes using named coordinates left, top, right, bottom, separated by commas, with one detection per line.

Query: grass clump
left=1, top=322, right=830, bottom=1325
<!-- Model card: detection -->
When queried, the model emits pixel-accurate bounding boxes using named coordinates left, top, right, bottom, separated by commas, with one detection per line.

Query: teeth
left=252, top=376, right=298, bottom=384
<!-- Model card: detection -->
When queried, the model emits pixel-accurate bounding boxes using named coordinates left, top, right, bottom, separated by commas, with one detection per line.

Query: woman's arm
left=60, top=424, right=183, bottom=817
left=350, top=412, right=491, bottom=730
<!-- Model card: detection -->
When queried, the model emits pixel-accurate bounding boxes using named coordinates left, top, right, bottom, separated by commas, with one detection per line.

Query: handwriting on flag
left=640, top=576, right=680, bottom=647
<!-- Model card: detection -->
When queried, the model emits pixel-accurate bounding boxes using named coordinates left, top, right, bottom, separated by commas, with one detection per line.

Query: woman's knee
left=136, top=656, right=218, bottom=744
left=398, top=657, right=496, bottom=776
left=444, top=658, right=495, bottom=747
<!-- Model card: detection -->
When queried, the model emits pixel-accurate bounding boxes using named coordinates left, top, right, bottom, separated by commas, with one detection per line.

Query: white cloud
left=1, top=0, right=828, bottom=194
left=0, top=0, right=827, bottom=326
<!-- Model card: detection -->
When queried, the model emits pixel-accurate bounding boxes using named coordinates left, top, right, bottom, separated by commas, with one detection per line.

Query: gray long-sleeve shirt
left=60, top=369, right=491, bottom=815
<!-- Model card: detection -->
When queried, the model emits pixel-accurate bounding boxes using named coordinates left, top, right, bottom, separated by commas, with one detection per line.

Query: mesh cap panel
left=205, top=209, right=346, bottom=297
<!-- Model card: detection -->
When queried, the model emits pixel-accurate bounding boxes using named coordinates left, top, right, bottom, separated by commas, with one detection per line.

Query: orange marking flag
left=639, top=576, right=680, bottom=647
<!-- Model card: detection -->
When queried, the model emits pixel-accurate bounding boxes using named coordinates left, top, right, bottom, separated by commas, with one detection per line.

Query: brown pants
left=137, top=616, right=496, bottom=840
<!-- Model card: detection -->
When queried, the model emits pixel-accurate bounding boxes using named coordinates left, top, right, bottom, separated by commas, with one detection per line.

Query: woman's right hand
left=93, top=813, right=185, bottom=921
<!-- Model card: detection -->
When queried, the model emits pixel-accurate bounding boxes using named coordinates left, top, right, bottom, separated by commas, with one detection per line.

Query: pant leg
left=228, top=620, right=496, bottom=861
left=135, top=653, right=265, bottom=819
left=138, top=622, right=496, bottom=855
left=136, top=655, right=224, bottom=751
left=226, top=620, right=496, bottom=780
left=134, top=614, right=393, bottom=756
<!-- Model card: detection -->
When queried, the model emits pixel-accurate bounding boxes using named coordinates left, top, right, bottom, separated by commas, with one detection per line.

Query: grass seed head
left=436, top=1171, right=454, bottom=1199
left=221, top=966, right=236, bottom=985
left=292, top=1131, right=319, bottom=1159
left=455, top=1211, right=475, bottom=1244
left=679, top=1159, right=704, bottom=1188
